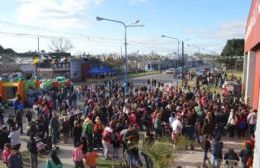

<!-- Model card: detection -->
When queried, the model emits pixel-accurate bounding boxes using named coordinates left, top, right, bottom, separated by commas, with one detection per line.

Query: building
left=37, top=59, right=70, bottom=79
left=0, top=63, right=35, bottom=79
left=70, top=58, right=91, bottom=82
left=243, top=0, right=260, bottom=167
left=70, top=59, right=82, bottom=82
left=144, top=60, right=177, bottom=71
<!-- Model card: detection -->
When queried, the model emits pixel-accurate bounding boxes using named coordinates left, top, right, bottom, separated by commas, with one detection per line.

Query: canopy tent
left=101, top=66, right=115, bottom=73
left=89, top=66, right=115, bottom=74
left=89, top=67, right=102, bottom=74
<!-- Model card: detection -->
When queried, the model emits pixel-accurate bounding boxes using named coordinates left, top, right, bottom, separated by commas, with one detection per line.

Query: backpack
left=102, top=131, right=110, bottom=141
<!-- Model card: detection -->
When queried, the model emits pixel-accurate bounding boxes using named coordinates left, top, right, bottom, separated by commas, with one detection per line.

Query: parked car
left=165, top=68, right=175, bottom=74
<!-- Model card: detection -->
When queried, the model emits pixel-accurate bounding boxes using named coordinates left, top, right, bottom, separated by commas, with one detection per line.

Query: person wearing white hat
left=102, top=126, right=112, bottom=159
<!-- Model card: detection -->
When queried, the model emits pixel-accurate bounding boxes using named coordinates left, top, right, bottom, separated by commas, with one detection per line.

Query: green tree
left=221, top=39, right=244, bottom=70
left=221, top=38, right=244, bottom=56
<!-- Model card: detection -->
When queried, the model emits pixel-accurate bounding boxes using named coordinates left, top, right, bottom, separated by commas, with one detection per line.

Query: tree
left=221, top=39, right=244, bottom=70
left=49, top=38, right=73, bottom=53
left=221, top=38, right=244, bottom=56
left=106, top=56, right=122, bottom=70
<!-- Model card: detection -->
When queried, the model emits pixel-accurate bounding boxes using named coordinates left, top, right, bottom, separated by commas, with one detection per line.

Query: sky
left=0, top=0, right=252, bottom=55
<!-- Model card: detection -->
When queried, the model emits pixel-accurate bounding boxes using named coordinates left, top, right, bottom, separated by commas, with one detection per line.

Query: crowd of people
left=0, top=70, right=257, bottom=168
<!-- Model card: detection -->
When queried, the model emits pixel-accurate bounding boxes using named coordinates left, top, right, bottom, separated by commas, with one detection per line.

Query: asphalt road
left=130, top=73, right=180, bottom=86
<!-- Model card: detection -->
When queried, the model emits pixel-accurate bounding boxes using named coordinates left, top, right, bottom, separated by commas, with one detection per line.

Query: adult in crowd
left=93, top=116, right=104, bottom=150
left=84, top=117, right=93, bottom=151
left=8, top=127, right=21, bottom=150
left=247, top=109, right=257, bottom=137
left=7, top=146, right=23, bottom=168
left=50, top=113, right=60, bottom=149
left=72, top=120, right=82, bottom=147
left=124, top=124, right=142, bottom=167
left=27, top=134, right=38, bottom=168
left=15, top=110, right=23, bottom=134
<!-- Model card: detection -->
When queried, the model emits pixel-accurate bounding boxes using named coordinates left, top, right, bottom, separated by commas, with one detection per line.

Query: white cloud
left=185, top=21, right=245, bottom=40
left=202, top=21, right=245, bottom=40
left=17, top=0, right=104, bottom=29
left=183, top=21, right=246, bottom=53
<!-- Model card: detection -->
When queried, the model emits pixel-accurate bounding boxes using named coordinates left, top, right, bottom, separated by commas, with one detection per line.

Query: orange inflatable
left=0, top=80, right=25, bottom=102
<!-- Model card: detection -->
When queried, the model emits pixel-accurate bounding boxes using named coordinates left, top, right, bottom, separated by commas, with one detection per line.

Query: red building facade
left=243, top=0, right=260, bottom=166
left=244, top=0, right=260, bottom=108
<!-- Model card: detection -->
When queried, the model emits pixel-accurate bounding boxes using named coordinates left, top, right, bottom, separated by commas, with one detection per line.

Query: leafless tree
left=49, top=38, right=73, bottom=53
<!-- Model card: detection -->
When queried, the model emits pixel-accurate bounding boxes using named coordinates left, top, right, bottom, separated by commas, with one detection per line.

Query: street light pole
left=124, top=26, right=128, bottom=95
left=195, top=46, right=200, bottom=70
left=187, top=44, right=201, bottom=71
left=181, top=41, right=184, bottom=86
left=161, top=35, right=189, bottom=86
left=177, top=41, right=179, bottom=85
left=96, top=17, right=144, bottom=96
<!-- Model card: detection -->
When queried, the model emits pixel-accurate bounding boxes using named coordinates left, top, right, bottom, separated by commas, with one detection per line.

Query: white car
left=165, top=68, right=175, bottom=74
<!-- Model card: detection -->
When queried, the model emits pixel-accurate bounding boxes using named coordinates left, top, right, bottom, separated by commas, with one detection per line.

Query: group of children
left=72, top=143, right=99, bottom=168
left=2, top=143, right=23, bottom=168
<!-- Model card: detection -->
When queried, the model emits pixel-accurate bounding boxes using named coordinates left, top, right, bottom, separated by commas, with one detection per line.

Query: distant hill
left=0, top=45, right=40, bottom=63
left=0, top=44, right=38, bottom=57
left=0, top=45, right=16, bottom=55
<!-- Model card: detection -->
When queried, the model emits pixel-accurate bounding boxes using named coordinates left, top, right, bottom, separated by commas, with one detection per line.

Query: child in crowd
left=85, top=148, right=99, bottom=168
left=72, top=143, right=85, bottom=168
left=2, top=143, right=11, bottom=166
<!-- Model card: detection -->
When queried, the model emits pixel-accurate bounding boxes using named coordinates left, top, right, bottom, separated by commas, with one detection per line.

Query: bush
left=144, top=140, right=174, bottom=168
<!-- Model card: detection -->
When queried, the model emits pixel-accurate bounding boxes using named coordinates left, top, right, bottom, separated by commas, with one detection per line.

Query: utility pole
left=35, top=37, right=40, bottom=77
left=182, top=41, right=184, bottom=86
left=37, top=37, right=40, bottom=53
left=120, top=46, right=123, bottom=59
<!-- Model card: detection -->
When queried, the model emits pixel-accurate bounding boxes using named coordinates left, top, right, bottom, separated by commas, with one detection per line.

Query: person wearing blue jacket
left=211, top=136, right=223, bottom=168
left=8, top=146, right=23, bottom=168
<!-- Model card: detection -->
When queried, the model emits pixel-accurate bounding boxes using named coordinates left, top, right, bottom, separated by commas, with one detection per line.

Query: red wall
left=81, top=63, right=91, bottom=80
left=245, top=0, right=260, bottom=52
left=253, top=50, right=260, bottom=109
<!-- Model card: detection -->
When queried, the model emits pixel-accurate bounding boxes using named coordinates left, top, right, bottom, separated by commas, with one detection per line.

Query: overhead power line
left=0, top=19, right=217, bottom=53
left=0, top=19, right=175, bottom=46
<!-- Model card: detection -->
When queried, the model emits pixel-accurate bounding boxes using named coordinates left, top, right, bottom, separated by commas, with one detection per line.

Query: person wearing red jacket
left=2, top=143, right=11, bottom=166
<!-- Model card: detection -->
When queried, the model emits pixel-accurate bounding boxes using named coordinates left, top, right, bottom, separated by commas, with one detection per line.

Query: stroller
left=224, top=160, right=239, bottom=168
left=34, top=132, right=52, bottom=153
